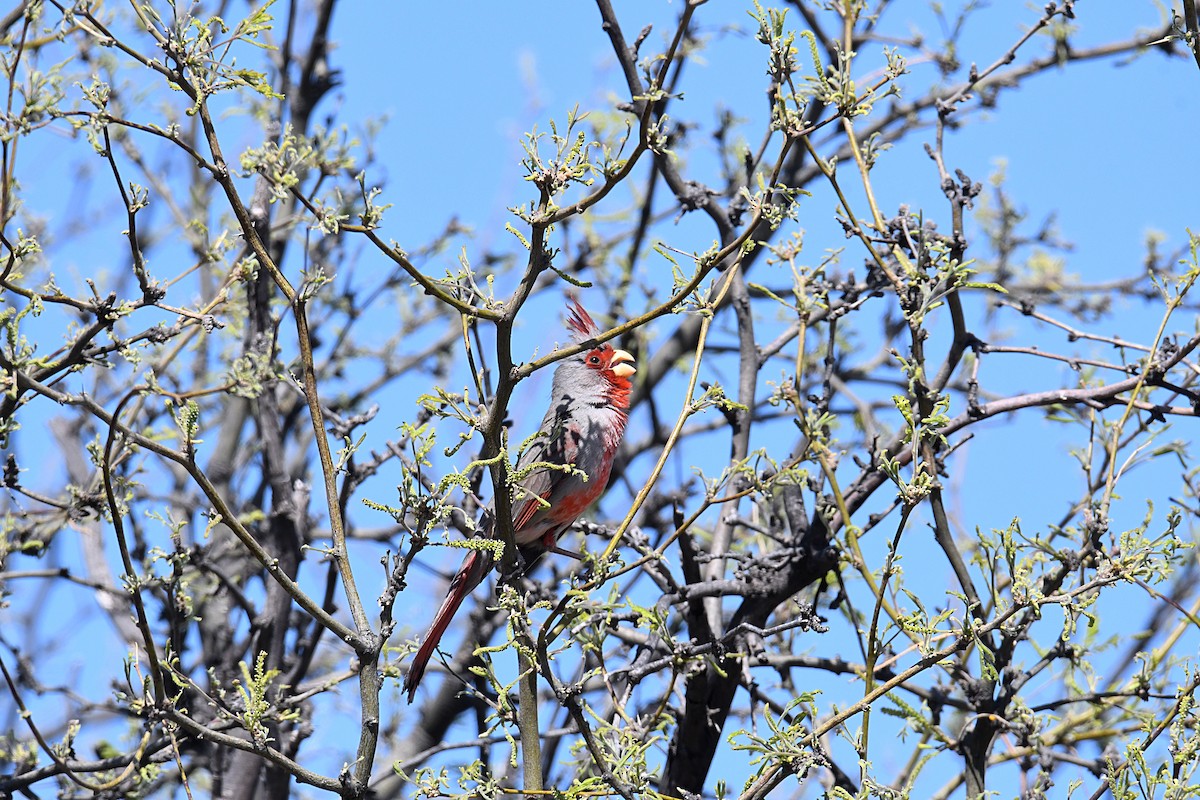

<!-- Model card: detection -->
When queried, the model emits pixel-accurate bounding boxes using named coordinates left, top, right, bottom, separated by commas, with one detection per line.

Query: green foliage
left=2, top=2, right=1198, bottom=799
left=234, top=651, right=298, bottom=748
left=731, top=695, right=821, bottom=790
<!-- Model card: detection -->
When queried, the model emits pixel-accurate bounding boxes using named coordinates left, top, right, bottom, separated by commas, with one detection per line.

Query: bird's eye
left=588, top=354, right=601, bottom=365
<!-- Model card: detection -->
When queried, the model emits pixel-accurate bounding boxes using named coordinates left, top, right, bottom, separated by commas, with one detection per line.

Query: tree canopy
left=2, top=1, right=1200, bottom=798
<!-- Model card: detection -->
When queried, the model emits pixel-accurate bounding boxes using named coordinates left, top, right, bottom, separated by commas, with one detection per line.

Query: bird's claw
left=499, top=549, right=529, bottom=582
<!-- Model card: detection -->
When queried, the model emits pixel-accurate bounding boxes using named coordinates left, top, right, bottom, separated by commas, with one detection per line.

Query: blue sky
left=344, top=2, right=1193, bottom=276
left=335, top=0, right=1197, bottom=542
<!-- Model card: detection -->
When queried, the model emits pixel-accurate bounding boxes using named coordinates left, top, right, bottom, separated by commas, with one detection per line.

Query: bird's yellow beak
left=610, top=349, right=636, bottom=379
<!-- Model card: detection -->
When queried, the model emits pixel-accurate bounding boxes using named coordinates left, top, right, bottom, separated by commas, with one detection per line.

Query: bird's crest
left=565, top=295, right=600, bottom=342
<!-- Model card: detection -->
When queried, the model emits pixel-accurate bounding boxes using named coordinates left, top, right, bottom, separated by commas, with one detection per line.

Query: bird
left=403, top=297, right=636, bottom=702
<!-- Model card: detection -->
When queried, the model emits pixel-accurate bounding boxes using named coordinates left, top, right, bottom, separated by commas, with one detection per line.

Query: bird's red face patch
left=584, top=345, right=636, bottom=387
left=584, top=345, right=615, bottom=371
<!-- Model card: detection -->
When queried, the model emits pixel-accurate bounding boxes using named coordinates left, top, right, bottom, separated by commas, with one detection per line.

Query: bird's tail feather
left=403, top=547, right=493, bottom=703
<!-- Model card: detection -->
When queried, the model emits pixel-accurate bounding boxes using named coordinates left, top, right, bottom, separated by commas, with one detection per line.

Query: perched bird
left=403, top=298, right=636, bottom=702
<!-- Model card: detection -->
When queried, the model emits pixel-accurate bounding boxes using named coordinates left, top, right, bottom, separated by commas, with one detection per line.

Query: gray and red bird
left=403, top=298, right=636, bottom=702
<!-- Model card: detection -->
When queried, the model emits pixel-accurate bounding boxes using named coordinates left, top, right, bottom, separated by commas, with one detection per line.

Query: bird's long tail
left=403, top=547, right=493, bottom=703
